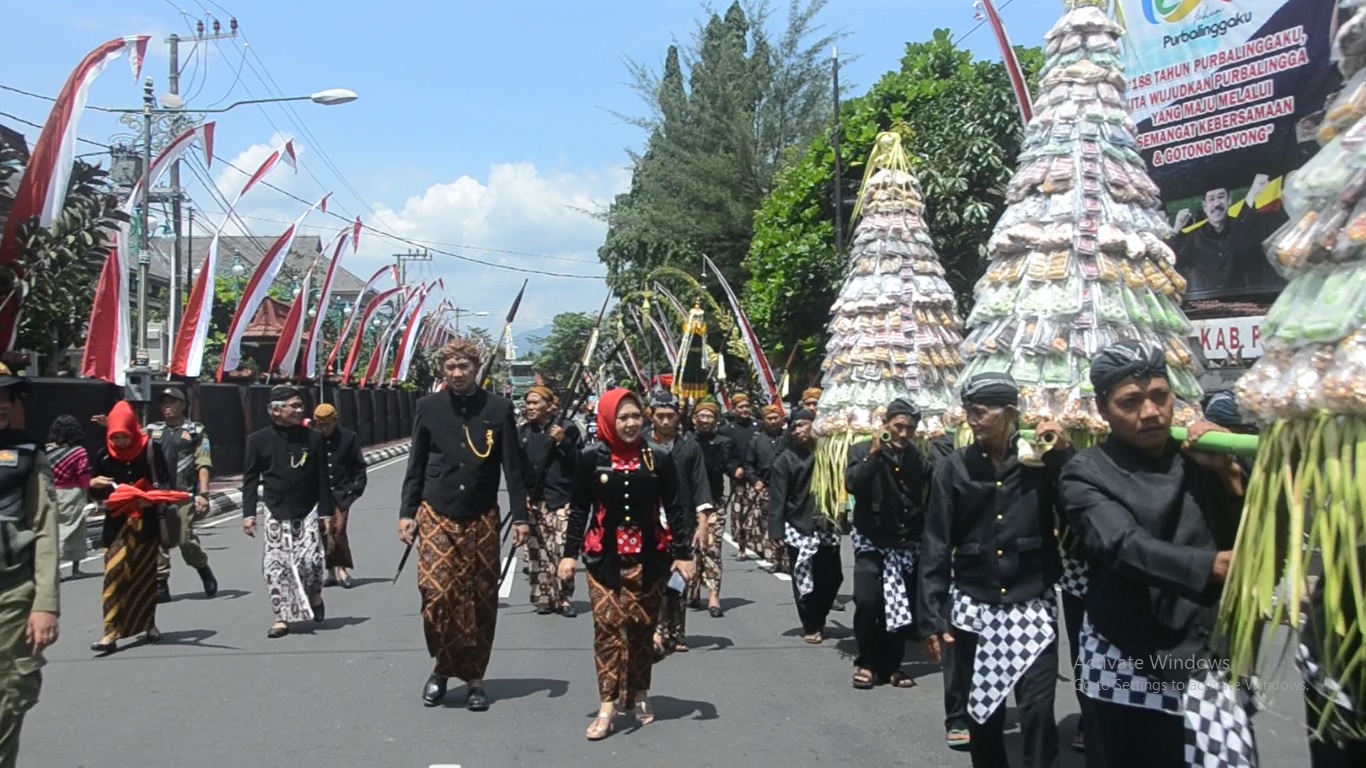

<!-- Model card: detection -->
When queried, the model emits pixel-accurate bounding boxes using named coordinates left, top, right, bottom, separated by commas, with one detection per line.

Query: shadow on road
left=338, top=577, right=390, bottom=589
left=647, top=694, right=719, bottom=722
left=441, top=677, right=570, bottom=707
left=173, top=588, right=250, bottom=601
left=682, top=634, right=734, bottom=652
left=291, top=616, right=371, bottom=634
left=717, top=597, right=754, bottom=613
left=154, top=628, right=237, bottom=650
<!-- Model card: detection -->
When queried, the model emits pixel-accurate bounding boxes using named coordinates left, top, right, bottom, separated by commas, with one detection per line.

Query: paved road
left=28, top=457, right=1313, bottom=767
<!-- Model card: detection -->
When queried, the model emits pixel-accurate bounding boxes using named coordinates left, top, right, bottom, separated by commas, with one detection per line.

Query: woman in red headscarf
left=558, top=389, right=696, bottom=741
left=87, top=401, right=171, bottom=655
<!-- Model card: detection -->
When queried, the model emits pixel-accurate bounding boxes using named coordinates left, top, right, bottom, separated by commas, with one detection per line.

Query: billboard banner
left=1117, top=0, right=1342, bottom=303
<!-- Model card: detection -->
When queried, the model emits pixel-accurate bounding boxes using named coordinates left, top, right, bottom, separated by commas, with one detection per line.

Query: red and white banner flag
left=341, top=285, right=404, bottom=385
left=170, top=140, right=297, bottom=377
left=267, top=261, right=315, bottom=379
left=418, top=301, right=452, bottom=349
left=702, top=255, right=781, bottom=410
left=327, top=264, right=396, bottom=374
left=364, top=285, right=425, bottom=387
left=301, top=228, right=350, bottom=380
left=82, top=122, right=213, bottom=384
left=393, top=280, right=441, bottom=382
left=974, top=0, right=1032, bottom=127
left=0, top=35, right=150, bottom=352
left=216, top=191, right=330, bottom=379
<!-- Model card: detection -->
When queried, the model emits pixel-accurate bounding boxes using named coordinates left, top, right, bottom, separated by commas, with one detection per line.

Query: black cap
left=159, top=387, right=187, bottom=402
left=0, top=363, right=29, bottom=394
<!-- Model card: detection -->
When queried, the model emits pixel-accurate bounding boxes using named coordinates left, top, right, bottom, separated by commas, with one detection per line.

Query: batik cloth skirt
left=416, top=503, right=500, bottom=681
left=262, top=506, right=324, bottom=623
left=324, top=508, right=354, bottom=570
left=102, top=517, right=158, bottom=638
left=589, top=559, right=664, bottom=703
left=524, top=501, right=574, bottom=609
left=55, top=486, right=90, bottom=563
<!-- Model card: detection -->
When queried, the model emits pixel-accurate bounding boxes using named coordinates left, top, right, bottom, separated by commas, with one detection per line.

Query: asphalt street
left=25, top=455, right=1314, bottom=767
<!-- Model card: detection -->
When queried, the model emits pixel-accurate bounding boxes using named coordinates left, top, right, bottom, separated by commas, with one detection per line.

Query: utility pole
left=394, top=248, right=431, bottom=286
left=832, top=47, right=844, bottom=258
left=166, top=19, right=237, bottom=354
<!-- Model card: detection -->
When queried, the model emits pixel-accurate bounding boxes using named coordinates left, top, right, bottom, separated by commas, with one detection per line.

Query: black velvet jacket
left=563, top=442, right=693, bottom=590
left=91, top=442, right=169, bottom=547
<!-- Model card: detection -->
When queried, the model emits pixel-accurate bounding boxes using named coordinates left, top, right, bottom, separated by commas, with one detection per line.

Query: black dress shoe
left=312, top=602, right=326, bottom=623
left=466, top=687, right=489, bottom=712
left=267, top=625, right=289, bottom=639
left=155, top=581, right=172, bottom=604
left=708, top=605, right=725, bottom=619
left=197, top=566, right=218, bottom=598
left=535, top=605, right=554, bottom=615
left=559, top=603, right=576, bottom=618
left=422, top=675, right=448, bottom=706
left=90, top=640, right=117, bottom=655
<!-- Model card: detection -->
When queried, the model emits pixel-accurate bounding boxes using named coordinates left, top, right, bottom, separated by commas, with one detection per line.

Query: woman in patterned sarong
left=45, top=415, right=91, bottom=576
left=89, top=402, right=169, bottom=655
left=559, top=389, right=695, bottom=741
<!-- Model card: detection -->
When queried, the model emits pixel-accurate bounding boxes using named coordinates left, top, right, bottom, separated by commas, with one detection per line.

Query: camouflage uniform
left=146, top=418, right=217, bottom=599
left=0, top=430, right=60, bottom=768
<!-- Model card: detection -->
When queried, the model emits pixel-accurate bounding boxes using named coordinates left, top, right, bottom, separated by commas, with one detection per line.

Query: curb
left=84, top=442, right=412, bottom=542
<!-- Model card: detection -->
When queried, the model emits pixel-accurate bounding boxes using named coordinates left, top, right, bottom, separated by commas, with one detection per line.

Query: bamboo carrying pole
left=1017, top=426, right=1259, bottom=457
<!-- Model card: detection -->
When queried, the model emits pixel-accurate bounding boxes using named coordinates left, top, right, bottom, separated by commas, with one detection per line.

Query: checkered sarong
left=951, top=590, right=1057, bottom=723
left=1078, top=615, right=1259, bottom=767
left=1059, top=552, right=1090, bottom=598
left=850, top=529, right=916, bottom=631
left=784, top=522, right=840, bottom=597
left=1296, top=642, right=1355, bottom=712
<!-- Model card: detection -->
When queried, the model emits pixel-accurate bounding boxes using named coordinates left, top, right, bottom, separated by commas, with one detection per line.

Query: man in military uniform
left=0, top=365, right=60, bottom=767
left=147, top=388, right=217, bottom=602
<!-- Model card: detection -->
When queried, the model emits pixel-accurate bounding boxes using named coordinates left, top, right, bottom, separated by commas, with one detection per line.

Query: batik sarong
left=416, top=503, right=500, bottom=681
left=262, top=506, right=324, bottom=623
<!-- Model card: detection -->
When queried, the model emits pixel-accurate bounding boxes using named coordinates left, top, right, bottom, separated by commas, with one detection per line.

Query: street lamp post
left=105, top=85, right=359, bottom=373
left=452, top=308, right=488, bottom=334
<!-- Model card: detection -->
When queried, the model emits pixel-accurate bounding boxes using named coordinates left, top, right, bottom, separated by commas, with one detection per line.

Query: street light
left=452, top=308, right=489, bottom=333
left=104, top=78, right=358, bottom=371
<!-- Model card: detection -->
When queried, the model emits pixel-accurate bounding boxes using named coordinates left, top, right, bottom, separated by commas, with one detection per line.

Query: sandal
left=803, top=632, right=823, bottom=644
left=144, top=627, right=162, bottom=643
left=634, top=698, right=655, bottom=725
left=887, top=671, right=915, bottom=688
left=674, top=642, right=690, bottom=653
left=586, top=710, right=615, bottom=741
left=1071, top=729, right=1085, bottom=752
left=267, top=623, right=289, bottom=639
left=852, top=668, right=875, bottom=690
left=947, top=729, right=971, bottom=751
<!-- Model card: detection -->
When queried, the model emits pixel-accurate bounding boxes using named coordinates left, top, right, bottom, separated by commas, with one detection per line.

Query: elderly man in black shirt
left=684, top=401, right=736, bottom=618
left=399, top=338, right=530, bottom=711
left=1063, top=341, right=1257, bottom=767
left=519, top=384, right=580, bottom=618
left=768, top=409, right=842, bottom=644
left=918, top=372, right=1069, bottom=768
left=845, top=397, right=930, bottom=691
left=745, top=404, right=789, bottom=567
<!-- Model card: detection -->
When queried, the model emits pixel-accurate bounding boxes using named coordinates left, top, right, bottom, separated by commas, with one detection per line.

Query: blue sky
left=1, top=0, right=1050, bottom=335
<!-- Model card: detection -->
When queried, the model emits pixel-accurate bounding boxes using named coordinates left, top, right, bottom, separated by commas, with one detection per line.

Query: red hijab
left=105, top=401, right=148, bottom=463
left=596, top=388, right=643, bottom=463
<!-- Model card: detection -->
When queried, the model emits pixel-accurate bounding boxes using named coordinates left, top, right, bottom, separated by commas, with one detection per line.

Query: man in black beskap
left=844, top=397, right=930, bottom=691
left=744, top=404, right=788, bottom=566
left=721, top=394, right=761, bottom=561
left=1063, top=341, right=1257, bottom=767
left=768, top=409, right=841, bottom=644
left=519, top=385, right=581, bottom=617
left=918, top=372, right=1070, bottom=768
left=684, top=401, right=736, bottom=618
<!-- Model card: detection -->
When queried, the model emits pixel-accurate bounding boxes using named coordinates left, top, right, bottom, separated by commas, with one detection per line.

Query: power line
left=0, top=110, right=112, bottom=149
left=954, top=0, right=1019, bottom=47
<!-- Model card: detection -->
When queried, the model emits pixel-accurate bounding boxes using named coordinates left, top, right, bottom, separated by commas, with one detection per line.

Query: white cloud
left=197, top=137, right=625, bottom=332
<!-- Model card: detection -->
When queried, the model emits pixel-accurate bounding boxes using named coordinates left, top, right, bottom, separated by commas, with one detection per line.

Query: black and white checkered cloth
left=1058, top=551, right=1090, bottom=598
left=1078, top=616, right=1259, bottom=767
left=784, top=522, right=840, bottom=597
left=1296, top=642, right=1356, bottom=712
left=850, top=529, right=917, bottom=631
left=951, top=589, right=1058, bottom=724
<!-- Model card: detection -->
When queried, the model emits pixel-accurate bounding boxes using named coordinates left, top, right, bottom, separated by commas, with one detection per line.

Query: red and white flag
left=0, top=35, right=150, bottom=352
left=170, top=140, right=297, bottom=377
left=82, top=122, right=213, bottom=384
left=393, top=280, right=441, bottom=382
left=301, top=228, right=351, bottom=380
left=216, top=191, right=330, bottom=380
left=267, top=261, right=315, bottom=378
left=327, top=264, right=397, bottom=374
left=702, top=255, right=781, bottom=412
left=974, top=0, right=1033, bottom=127
left=341, top=285, right=404, bottom=385
left=364, top=285, right=425, bottom=386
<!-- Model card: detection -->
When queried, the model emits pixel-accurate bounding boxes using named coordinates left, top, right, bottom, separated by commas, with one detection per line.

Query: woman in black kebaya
left=559, top=389, right=695, bottom=741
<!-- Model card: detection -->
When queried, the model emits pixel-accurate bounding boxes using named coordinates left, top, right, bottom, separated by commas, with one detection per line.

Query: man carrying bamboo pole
left=917, top=372, right=1070, bottom=768
left=1061, top=341, right=1257, bottom=767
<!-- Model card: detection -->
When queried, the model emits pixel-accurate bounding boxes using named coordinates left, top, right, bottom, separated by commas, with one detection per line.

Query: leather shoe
left=422, top=675, right=447, bottom=706
left=197, top=566, right=218, bottom=598
left=466, top=687, right=489, bottom=712
left=312, top=602, right=326, bottom=623
left=559, top=603, right=576, bottom=618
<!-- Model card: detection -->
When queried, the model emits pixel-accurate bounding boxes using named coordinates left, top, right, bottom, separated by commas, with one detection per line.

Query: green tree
left=744, top=30, right=1043, bottom=381
left=530, top=312, right=596, bottom=388
left=0, top=136, right=126, bottom=375
left=599, top=0, right=845, bottom=303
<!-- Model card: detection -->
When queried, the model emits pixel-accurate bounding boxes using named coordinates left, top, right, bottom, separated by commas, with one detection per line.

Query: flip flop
left=888, top=671, right=915, bottom=688
left=852, top=669, right=875, bottom=690
left=947, top=729, right=971, bottom=751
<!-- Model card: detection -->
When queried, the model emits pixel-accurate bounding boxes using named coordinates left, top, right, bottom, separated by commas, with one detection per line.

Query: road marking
left=497, top=554, right=515, bottom=599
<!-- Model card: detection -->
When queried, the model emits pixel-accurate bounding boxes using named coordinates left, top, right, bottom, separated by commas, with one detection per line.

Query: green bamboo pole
left=1018, top=426, right=1259, bottom=457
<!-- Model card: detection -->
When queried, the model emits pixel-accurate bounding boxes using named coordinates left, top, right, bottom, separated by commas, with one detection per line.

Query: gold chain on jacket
left=290, top=450, right=309, bottom=468
left=642, top=445, right=654, bottom=473
left=465, top=426, right=494, bottom=459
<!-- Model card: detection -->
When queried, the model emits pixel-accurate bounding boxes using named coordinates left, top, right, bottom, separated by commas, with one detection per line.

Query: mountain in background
left=510, top=324, right=551, bottom=358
